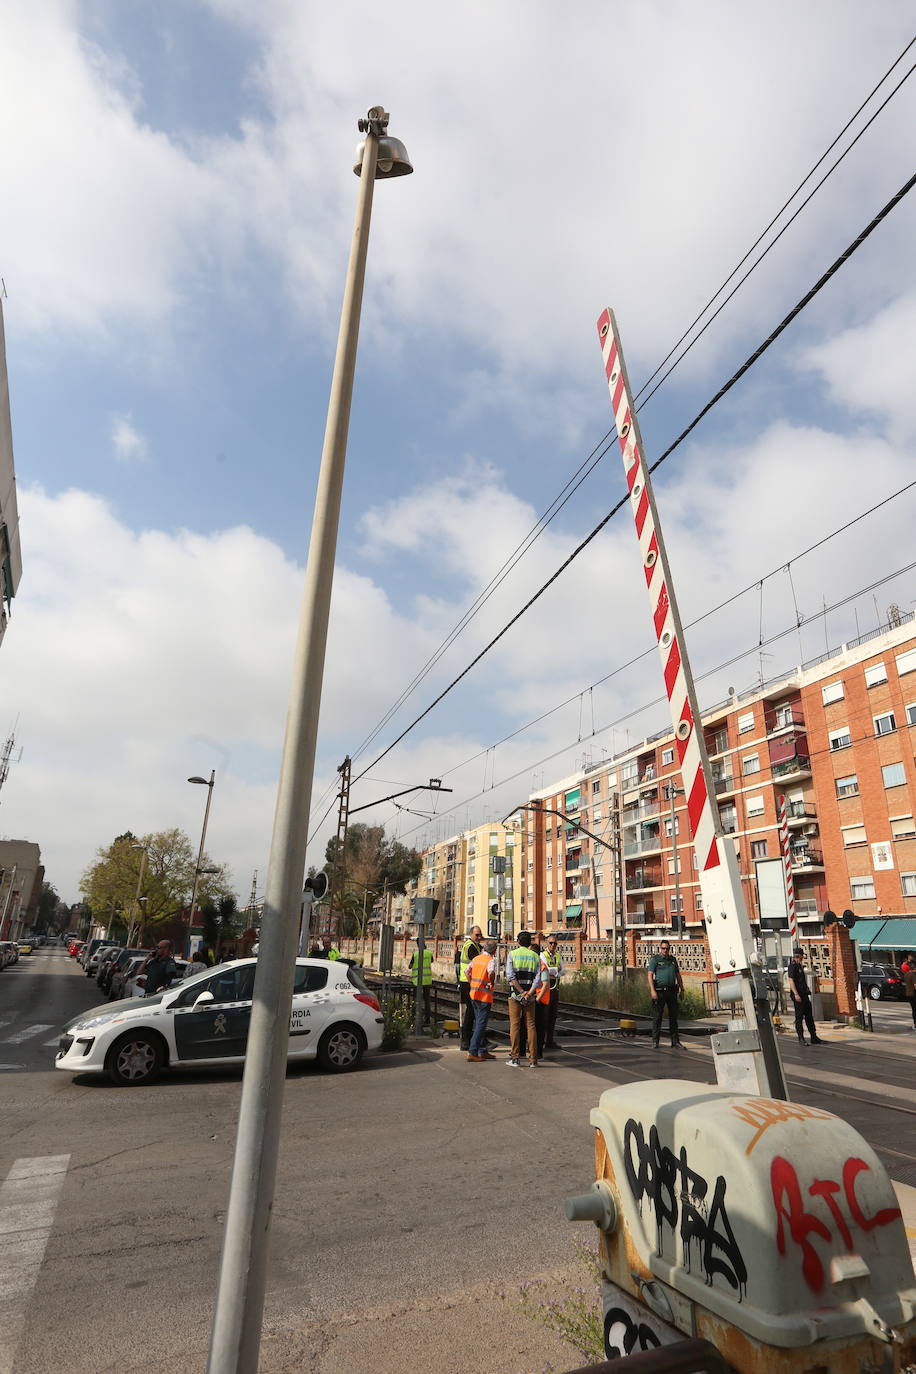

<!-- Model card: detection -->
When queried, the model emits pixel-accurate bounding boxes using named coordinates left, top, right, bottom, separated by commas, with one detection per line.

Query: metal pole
left=207, top=119, right=381, bottom=1374
left=128, top=847, right=148, bottom=947
left=188, top=770, right=216, bottom=941
left=413, top=927, right=426, bottom=1034
left=669, top=786, right=682, bottom=937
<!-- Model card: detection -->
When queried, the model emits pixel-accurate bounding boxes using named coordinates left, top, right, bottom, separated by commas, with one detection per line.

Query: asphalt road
left=1, top=951, right=914, bottom=1374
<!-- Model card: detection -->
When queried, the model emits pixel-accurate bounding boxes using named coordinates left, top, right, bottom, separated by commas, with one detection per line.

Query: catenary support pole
left=206, top=120, right=381, bottom=1374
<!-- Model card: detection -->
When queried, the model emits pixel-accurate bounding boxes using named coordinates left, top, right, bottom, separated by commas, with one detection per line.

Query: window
left=593, top=808, right=602, bottom=822
left=751, top=839, right=768, bottom=859
left=896, top=647, right=916, bottom=676
left=746, top=794, right=764, bottom=817
left=835, top=775, right=859, bottom=798
left=882, top=762, right=906, bottom=788
left=664, top=816, right=680, bottom=837
left=661, top=747, right=675, bottom=766
left=907, top=703, right=916, bottom=727
left=829, top=727, right=852, bottom=751
left=902, top=873, right=916, bottom=897
left=667, top=857, right=682, bottom=875
left=865, top=662, right=888, bottom=687
left=177, top=965, right=256, bottom=1007
left=822, top=682, right=844, bottom=705
left=775, top=705, right=796, bottom=727
left=742, top=753, right=760, bottom=775
left=670, top=895, right=684, bottom=914
left=843, top=825, right=867, bottom=847
left=527, top=860, right=533, bottom=871
left=851, top=877, right=876, bottom=900
left=595, top=870, right=603, bottom=886
left=875, top=711, right=897, bottom=736
left=719, top=804, right=737, bottom=834
left=892, top=816, right=916, bottom=839
left=546, top=856, right=552, bottom=870
left=695, top=893, right=703, bottom=910
left=294, top=965, right=329, bottom=994
left=592, top=779, right=601, bottom=794
left=738, top=711, right=755, bottom=734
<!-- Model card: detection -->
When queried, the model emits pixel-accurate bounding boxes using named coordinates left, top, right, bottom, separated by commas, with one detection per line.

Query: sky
left=1, top=0, right=915, bottom=905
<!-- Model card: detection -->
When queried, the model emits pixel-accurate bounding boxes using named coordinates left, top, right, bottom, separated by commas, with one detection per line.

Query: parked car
left=112, top=956, right=152, bottom=1000
left=17, top=942, right=33, bottom=956
left=858, top=961, right=906, bottom=1001
left=0, top=940, right=18, bottom=967
left=96, top=946, right=127, bottom=992
left=79, top=938, right=117, bottom=970
left=68, top=941, right=85, bottom=958
left=107, top=949, right=153, bottom=999
left=56, top=957, right=384, bottom=1085
left=85, top=942, right=121, bottom=977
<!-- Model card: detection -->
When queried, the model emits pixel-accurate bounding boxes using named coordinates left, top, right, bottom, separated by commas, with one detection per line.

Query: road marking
left=41, top=1037, right=61, bottom=1048
left=0, top=1154, right=70, bottom=1374
left=0, top=1025, right=56, bottom=1046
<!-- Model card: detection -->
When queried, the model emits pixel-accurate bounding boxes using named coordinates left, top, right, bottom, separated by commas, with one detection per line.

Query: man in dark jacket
left=787, top=945, right=823, bottom=1045
left=141, top=940, right=179, bottom=996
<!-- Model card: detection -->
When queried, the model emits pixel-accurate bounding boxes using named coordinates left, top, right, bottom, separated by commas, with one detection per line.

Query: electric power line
left=349, top=169, right=916, bottom=789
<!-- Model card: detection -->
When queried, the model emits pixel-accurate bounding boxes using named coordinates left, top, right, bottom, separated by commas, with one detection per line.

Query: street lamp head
left=353, top=107, right=412, bottom=179
left=428, top=778, right=442, bottom=789
left=188, top=775, right=211, bottom=785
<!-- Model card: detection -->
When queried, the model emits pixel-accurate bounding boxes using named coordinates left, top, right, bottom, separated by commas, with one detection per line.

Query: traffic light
left=490, top=902, right=500, bottom=917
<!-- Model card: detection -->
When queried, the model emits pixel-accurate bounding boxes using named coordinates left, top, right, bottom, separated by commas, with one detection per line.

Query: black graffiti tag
left=604, top=1305, right=662, bottom=1358
left=623, top=1118, right=748, bottom=1298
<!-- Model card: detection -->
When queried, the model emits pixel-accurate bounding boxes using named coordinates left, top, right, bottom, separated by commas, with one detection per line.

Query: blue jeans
left=469, top=1000, right=491, bottom=1056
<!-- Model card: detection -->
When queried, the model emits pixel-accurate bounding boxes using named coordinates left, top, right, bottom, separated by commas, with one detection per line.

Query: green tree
left=81, top=828, right=233, bottom=942
left=323, top=824, right=422, bottom=936
left=36, top=881, right=61, bottom=933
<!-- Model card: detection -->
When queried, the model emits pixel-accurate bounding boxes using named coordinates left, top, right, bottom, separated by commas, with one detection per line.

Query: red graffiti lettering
left=843, top=1158, right=902, bottom=1232
left=771, top=1154, right=902, bottom=1294
left=771, top=1156, right=830, bottom=1293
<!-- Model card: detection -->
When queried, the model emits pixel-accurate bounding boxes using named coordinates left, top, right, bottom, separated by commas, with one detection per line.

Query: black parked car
left=859, top=961, right=906, bottom=1001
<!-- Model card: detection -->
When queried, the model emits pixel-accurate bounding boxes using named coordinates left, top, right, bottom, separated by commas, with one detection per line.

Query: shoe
left=459, top=1047, right=470, bottom=1054
left=652, top=1041, right=660, bottom=1050
left=545, top=1041, right=559, bottom=1050
left=671, top=1041, right=683, bottom=1049
left=810, top=1037, right=824, bottom=1045
left=528, top=1061, right=539, bottom=1068
left=482, top=1052, right=496, bottom=1060
left=798, top=1038, right=807, bottom=1046
left=505, top=1057, right=521, bottom=1067
left=467, top=1054, right=487, bottom=1062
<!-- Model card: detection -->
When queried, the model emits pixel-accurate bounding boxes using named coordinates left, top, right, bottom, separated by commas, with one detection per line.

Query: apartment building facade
left=517, top=617, right=916, bottom=941
left=0, top=300, right=22, bottom=646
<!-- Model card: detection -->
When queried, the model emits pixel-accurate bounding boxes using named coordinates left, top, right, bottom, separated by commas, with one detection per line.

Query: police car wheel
left=868, top=984, right=882, bottom=1001
left=317, top=1024, right=364, bottom=1073
left=106, top=1032, right=164, bottom=1086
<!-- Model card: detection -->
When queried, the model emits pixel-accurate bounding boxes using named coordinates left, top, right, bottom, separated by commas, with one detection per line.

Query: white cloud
left=109, top=412, right=148, bottom=463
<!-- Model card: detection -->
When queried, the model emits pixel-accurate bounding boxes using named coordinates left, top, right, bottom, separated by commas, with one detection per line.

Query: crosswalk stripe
left=0, top=1154, right=70, bottom=1374
left=0, top=1025, right=56, bottom=1046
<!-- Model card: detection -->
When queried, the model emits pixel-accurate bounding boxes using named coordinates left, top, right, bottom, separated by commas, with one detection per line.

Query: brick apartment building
left=518, top=615, right=916, bottom=944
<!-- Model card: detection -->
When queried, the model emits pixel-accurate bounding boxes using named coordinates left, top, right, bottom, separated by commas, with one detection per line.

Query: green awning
left=564, top=788, right=580, bottom=811
left=563, top=903, right=582, bottom=921
left=855, top=917, right=916, bottom=952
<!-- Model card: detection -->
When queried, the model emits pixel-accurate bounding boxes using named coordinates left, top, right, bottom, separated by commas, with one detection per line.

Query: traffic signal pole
left=596, top=309, right=786, bottom=1100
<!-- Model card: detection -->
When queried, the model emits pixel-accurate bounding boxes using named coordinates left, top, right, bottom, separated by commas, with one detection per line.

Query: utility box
left=570, top=1080, right=916, bottom=1370
left=378, top=924, right=394, bottom=974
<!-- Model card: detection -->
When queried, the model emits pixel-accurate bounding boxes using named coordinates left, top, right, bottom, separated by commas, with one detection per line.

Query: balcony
left=790, top=847, right=823, bottom=870
left=639, top=766, right=657, bottom=786
left=706, top=732, right=729, bottom=757
left=786, top=802, right=817, bottom=826
left=772, top=755, right=812, bottom=781
left=795, top=898, right=820, bottom=919
left=712, top=771, right=736, bottom=796
left=623, top=834, right=663, bottom=858
left=626, top=905, right=660, bottom=925
left=623, top=799, right=662, bottom=825
left=565, top=852, right=583, bottom=871
left=766, top=707, right=805, bottom=736
left=626, top=871, right=663, bottom=892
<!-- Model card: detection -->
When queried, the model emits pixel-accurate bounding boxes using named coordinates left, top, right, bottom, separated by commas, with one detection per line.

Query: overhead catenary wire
left=336, top=37, right=916, bottom=789
left=411, top=475, right=916, bottom=787
left=348, top=169, right=916, bottom=790
left=396, top=558, right=916, bottom=846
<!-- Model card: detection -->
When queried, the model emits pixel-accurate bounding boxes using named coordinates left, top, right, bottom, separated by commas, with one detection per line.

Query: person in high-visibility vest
left=466, top=939, right=497, bottom=1061
left=540, top=933, right=564, bottom=1051
left=409, top=940, right=434, bottom=1025
left=505, top=930, right=544, bottom=1067
left=458, top=925, right=483, bottom=1052
left=534, top=936, right=553, bottom=1059
left=324, top=939, right=341, bottom=961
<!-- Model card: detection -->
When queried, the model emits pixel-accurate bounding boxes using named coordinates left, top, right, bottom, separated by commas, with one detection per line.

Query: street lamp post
left=187, top=770, right=216, bottom=941
left=207, top=107, right=412, bottom=1374
left=128, top=844, right=148, bottom=947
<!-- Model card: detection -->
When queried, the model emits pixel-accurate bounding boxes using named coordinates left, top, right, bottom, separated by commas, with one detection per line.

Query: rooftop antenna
left=0, top=726, right=21, bottom=802
left=246, top=869, right=259, bottom=918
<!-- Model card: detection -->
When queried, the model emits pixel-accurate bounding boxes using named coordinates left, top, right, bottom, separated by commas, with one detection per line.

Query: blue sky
left=2, top=1, right=915, bottom=901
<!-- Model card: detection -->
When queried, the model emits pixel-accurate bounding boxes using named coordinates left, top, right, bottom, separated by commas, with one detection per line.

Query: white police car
left=55, top=957, right=384, bottom=1085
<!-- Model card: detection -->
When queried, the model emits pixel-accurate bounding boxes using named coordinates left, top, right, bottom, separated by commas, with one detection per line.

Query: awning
left=563, top=903, right=582, bottom=922
left=855, top=917, right=916, bottom=952
left=564, top=788, right=581, bottom=811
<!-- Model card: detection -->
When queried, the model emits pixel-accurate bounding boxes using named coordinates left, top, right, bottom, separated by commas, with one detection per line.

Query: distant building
left=0, top=840, right=42, bottom=939
left=0, top=300, right=22, bottom=645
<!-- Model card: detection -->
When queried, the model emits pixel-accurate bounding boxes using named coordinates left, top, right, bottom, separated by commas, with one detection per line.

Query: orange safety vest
left=467, top=952, right=494, bottom=1003
left=535, top=975, right=551, bottom=1004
